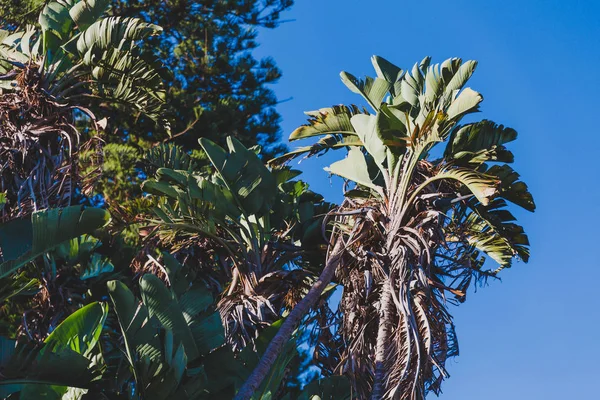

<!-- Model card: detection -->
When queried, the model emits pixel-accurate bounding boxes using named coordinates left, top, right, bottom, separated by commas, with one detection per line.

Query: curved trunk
left=371, top=278, right=394, bottom=400
left=234, top=241, right=344, bottom=400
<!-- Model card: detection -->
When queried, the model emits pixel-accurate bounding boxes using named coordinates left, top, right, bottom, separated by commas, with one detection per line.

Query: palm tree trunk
left=234, top=241, right=344, bottom=400
left=371, top=278, right=394, bottom=400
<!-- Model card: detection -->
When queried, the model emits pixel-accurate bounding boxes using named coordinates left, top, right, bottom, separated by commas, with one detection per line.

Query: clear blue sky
left=254, top=1, right=600, bottom=398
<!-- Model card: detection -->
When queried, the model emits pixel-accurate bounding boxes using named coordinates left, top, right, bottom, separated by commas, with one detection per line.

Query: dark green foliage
left=0, top=206, right=111, bottom=280
left=108, top=0, right=293, bottom=157
left=0, top=0, right=44, bottom=29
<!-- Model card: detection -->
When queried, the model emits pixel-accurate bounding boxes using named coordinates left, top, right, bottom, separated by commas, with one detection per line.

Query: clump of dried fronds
left=316, top=161, right=495, bottom=399
left=0, top=62, right=99, bottom=220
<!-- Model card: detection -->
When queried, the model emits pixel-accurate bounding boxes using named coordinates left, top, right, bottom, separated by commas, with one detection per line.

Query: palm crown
left=0, top=0, right=166, bottom=219
left=273, top=55, right=535, bottom=399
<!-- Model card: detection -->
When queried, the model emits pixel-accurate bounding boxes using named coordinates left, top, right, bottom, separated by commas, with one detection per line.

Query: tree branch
left=234, top=240, right=345, bottom=400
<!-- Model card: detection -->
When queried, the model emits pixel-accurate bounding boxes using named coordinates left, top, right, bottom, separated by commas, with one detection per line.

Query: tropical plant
left=0, top=205, right=110, bottom=280
left=238, top=56, right=535, bottom=399
left=105, top=253, right=226, bottom=399
left=0, top=205, right=111, bottom=341
left=0, top=247, right=315, bottom=399
left=0, top=301, right=108, bottom=399
left=0, top=0, right=166, bottom=218
left=107, top=0, right=293, bottom=157
left=141, top=138, right=333, bottom=351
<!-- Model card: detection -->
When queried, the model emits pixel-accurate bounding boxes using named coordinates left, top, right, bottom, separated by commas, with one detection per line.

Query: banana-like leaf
left=142, top=179, right=185, bottom=199
left=325, top=147, right=383, bottom=191
left=0, top=341, right=100, bottom=394
left=188, top=311, right=225, bottom=356
left=17, top=302, right=108, bottom=399
left=0, top=206, right=110, bottom=279
left=289, top=104, right=366, bottom=141
left=0, top=272, right=39, bottom=303
left=351, top=113, right=389, bottom=168
left=109, top=268, right=225, bottom=397
left=189, top=175, right=241, bottom=220
left=143, top=332, right=187, bottom=400
left=340, top=71, right=391, bottom=111
left=0, top=31, right=33, bottom=65
left=445, top=120, right=517, bottom=165
left=424, top=63, right=444, bottom=104
left=63, top=17, right=161, bottom=56
left=144, top=143, right=196, bottom=174
left=200, top=137, right=276, bottom=216
left=80, top=47, right=165, bottom=119
left=39, top=1, right=74, bottom=40
left=69, top=0, right=110, bottom=30
left=143, top=167, right=241, bottom=223
left=486, top=164, right=536, bottom=211
left=107, top=278, right=163, bottom=391
left=393, top=56, right=430, bottom=107
left=156, top=168, right=188, bottom=186
left=444, top=60, right=478, bottom=96
left=446, top=87, right=483, bottom=120
left=140, top=274, right=200, bottom=361
left=54, top=234, right=100, bottom=262
left=44, top=302, right=107, bottom=357
left=270, top=134, right=363, bottom=166
left=425, top=168, right=499, bottom=206
left=425, top=58, right=465, bottom=105
left=371, top=55, right=403, bottom=87
left=79, top=252, right=114, bottom=280
left=52, top=234, right=114, bottom=280
left=464, top=200, right=530, bottom=267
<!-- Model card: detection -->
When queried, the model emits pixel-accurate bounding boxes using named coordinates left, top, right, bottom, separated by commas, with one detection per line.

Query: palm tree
left=0, top=0, right=168, bottom=342
left=0, top=0, right=166, bottom=219
left=237, top=56, right=535, bottom=399
left=140, top=138, right=333, bottom=351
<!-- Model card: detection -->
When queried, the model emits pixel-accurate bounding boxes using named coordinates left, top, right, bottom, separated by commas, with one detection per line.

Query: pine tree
left=109, top=0, right=292, bottom=158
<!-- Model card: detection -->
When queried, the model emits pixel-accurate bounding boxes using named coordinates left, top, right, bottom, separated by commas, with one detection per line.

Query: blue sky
left=254, top=1, right=600, bottom=398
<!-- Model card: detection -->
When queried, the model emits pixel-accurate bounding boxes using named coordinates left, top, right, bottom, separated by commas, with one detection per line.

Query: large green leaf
left=393, top=56, right=430, bottom=107
left=486, top=164, right=536, bottom=211
left=0, top=206, right=110, bottom=279
left=107, top=280, right=160, bottom=371
left=340, top=71, right=391, bottom=111
left=39, top=1, right=74, bottom=40
left=445, top=120, right=517, bottom=165
left=200, top=137, right=276, bottom=216
left=69, top=0, right=110, bottom=30
left=79, top=252, right=114, bottom=280
left=0, top=272, right=39, bottom=303
left=44, top=302, right=107, bottom=356
left=188, top=311, right=225, bottom=356
left=0, top=341, right=100, bottom=395
left=144, top=143, right=197, bottom=173
left=140, top=274, right=200, bottom=361
left=446, top=87, right=483, bottom=120
left=423, top=167, right=499, bottom=206
left=325, top=147, right=383, bottom=191
left=444, top=60, right=478, bottom=96
left=18, top=302, right=108, bottom=399
left=351, top=113, right=388, bottom=168
left=63, top=17, right=161, bottom=56
left=271, top=134, right=363, bottom=166
left=289, top=105, right=365, bottom=141
left=464, top=200, right=531, bottom=268
left=424, top=58, right=464, bottom=105
left=371, top=55, right=403, bottom=88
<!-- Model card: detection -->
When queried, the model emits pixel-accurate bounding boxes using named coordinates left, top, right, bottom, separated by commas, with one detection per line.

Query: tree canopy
left=0, top=2, right=535, bottom=400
